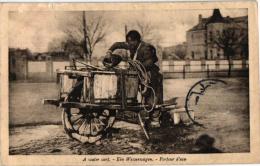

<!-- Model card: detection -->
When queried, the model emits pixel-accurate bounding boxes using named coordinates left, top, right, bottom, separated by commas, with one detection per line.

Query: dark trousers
left=144, top=71, right=163, bottom=120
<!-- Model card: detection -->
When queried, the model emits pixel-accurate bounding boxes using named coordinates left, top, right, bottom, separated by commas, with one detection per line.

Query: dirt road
left=8, top=122, right=207, bottom=155
left=9, top=78, right=249, bottom=154
left=10, top=103, right=249, bottom=155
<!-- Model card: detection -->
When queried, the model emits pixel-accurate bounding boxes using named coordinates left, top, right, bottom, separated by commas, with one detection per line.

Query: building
left=9, top=48, right=30, bottom=80
left=186, top=9, right=248, bottom=60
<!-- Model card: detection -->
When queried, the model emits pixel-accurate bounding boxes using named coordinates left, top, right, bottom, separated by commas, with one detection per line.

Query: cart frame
left=43, top=65, right=180, bottom=143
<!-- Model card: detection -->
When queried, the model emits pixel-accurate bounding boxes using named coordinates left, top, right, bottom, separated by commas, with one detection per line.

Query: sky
left=9, top=8, right=247, bottom=57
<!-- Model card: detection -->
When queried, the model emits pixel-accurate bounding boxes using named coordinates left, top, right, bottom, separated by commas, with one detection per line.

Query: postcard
left=0, top=1, right=259, bottom=165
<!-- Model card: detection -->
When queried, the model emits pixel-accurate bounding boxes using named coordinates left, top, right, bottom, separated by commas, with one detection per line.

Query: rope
left=128, top=60, right=156, bottom=113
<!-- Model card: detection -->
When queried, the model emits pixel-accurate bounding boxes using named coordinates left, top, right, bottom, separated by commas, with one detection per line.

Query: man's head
left=126, top=30, right=141, bottom=49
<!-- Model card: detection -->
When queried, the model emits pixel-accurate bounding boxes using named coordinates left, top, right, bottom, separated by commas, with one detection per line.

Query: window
left=210, top=50, right=213, bottom=59
left=205, top=51, right=208, bottom=60
left=12, top=58, right=16, bottom=66
left=191, top=51, right=195, bottom=59
left=204, top=33, right=207, bottom=43
left=191, top=33, right=195, bottom=42
left=217, top=53, right=220, bottom=59
left=209, top=31, right=213, bottom=42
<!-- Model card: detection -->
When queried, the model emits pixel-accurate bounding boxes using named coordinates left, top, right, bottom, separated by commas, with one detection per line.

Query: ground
left=9, top=78, right=249, bottom=154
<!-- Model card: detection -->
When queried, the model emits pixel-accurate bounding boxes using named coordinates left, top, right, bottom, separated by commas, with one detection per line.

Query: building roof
left=206, top=9, right=226, bottom=24
left=187, top=18, right=209, bottom=31
left=187, top=9, right=248, bottom=32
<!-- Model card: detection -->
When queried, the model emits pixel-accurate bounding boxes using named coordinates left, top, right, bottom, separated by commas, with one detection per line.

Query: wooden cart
left=43, top=63, right=191, bottom=143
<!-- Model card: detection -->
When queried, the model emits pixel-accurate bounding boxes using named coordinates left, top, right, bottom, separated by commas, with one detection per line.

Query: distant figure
left=191, top=134, right=222, bottom=153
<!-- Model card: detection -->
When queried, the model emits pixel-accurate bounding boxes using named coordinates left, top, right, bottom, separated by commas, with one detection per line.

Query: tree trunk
left=228, top=55, right=231, bottom=77
left=224, top=48, right=232, bottom=77
left=82, top=11, right=89, bottom=61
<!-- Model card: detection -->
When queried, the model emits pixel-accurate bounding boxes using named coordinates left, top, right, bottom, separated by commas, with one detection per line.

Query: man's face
left=127, top=37, right=139, bottom=50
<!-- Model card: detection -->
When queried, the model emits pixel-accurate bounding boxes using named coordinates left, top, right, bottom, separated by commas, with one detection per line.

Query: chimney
left=199, top=14, right=202, bottom=23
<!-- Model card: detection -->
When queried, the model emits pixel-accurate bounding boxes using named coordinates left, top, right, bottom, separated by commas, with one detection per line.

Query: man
left=105, top=30, right=163, bottom=127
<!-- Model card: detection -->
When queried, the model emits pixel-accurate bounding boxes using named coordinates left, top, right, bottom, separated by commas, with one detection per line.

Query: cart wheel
left=62, top=100, right=116, bottom=143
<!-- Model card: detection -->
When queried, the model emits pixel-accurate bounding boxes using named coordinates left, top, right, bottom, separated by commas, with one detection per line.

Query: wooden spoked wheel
left=62, top=90, right=116, bottom=144
left=62, top=106, right=116, bottom=143
left=61, top=79, right=116, bottom=143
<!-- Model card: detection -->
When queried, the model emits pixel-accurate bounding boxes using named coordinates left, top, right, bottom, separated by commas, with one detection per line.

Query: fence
left=162, top=59, right=249, bottom=79
left=11, top=59, right=249, bottom=82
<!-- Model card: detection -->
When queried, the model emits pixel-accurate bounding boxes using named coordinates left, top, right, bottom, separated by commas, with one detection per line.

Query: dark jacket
left=108, top=41, right=159, bottom=72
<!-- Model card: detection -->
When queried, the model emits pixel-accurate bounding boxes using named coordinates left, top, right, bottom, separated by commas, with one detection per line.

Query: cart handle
left=73, top=59, right=105, bottom=71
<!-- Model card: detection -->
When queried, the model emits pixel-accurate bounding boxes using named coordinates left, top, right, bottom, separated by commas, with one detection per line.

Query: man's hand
left=105, top=50, right=112, bottom=59
left=121, top=53, right=129, bottom=61
left=103, top=52, right=122, bottom=68
left=103, top=51, right=113, bottom=68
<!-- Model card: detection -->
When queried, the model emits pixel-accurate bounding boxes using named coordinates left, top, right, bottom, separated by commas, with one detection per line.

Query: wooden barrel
left=84, top=71, right=139, bottom=103
left=59, top=74, right=77, bottom=98
left=93, top=74, right=118, bottom=99
left=58, top=69, right=139, bottom=104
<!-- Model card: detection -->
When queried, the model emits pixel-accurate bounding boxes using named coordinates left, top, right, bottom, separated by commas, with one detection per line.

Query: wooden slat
left=56, top=69, right=90, bottom=76
left=59, top=101, right=177, bottom=112
left=42, top=99, right=60, bottom=106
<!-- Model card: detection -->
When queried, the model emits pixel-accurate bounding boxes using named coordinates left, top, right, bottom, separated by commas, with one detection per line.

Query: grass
left=9, top=83, right=61, bottom=126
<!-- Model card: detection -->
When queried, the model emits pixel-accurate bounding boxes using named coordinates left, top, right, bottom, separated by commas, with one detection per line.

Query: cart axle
left=42, top=99, right=178, bottom=112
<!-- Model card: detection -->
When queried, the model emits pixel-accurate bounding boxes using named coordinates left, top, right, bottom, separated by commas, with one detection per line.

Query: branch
left=90, top=16, right=102, bottom=43
left=214, top=38, right=225, bottom=48
left=92, top=32, right=106, bottom=49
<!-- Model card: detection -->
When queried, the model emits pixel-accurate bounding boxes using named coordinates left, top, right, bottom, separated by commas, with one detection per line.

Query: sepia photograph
left=0, top=2, right=259, bottom=165
left=8, top=7, right=251, bottom=155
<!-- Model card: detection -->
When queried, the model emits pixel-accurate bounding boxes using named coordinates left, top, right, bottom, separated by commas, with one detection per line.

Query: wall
left=186, top=30, right=207, bottom=59
left=207, top=23, right=226, bottom=59
left=11, top=59, right=248, bottom=82
left=162, top=59, right=248, bottom=72
left=26, top=60, right=70, bottom=82
left=162, top=59, right=248, bottom=79
left=9, top=56, right=28, bottom=80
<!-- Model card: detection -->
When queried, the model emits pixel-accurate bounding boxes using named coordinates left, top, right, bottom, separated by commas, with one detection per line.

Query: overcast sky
left=9, top=8, right=247, bottom=57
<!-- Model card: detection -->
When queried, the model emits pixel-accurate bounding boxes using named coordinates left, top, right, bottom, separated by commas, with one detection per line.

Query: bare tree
left=240, top=30, right=249, bottom=59
left=48, top=37, right=66, bottom=52
left=134, top=20, right=162, bottom=46
left=174, top=43, right=187, bottom=60
left=61, top=12, right=107, bottom=60
left=214, top=27, right=246, bottom=77
left=136, top=20, right=153, bottom=41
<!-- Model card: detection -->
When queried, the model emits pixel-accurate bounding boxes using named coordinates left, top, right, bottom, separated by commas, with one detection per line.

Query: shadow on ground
left=9, top=123, right=197, bottom=155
